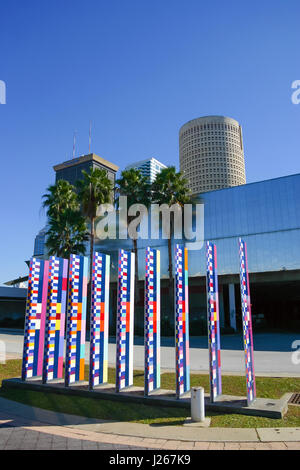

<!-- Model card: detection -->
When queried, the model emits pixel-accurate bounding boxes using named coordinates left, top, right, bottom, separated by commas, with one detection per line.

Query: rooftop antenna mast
left=89, top=121, right=92, bottom=153
left=73, top=131, right=77, bottom=159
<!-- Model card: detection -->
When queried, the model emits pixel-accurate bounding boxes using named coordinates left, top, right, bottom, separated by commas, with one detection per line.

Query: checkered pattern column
left=144, top=247, right=161, bottom=396
left=116, top=249, right=135, bottom=391
left=239, top=238, right=256, bottom=406
left=22, top=258, right=49, bottom=380
left=42, top=257, right=68, bottom=383
left=206, top=241, right=222, bottom=402
left=175, top=244, right=190, bottom=398
left=65, top=254, right=88, bottom=386
left=89, top=252, right=110, bottom=389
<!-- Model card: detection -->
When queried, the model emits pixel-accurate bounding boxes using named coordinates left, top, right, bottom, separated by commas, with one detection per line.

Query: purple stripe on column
left=37, top=260, right=49, bottom=376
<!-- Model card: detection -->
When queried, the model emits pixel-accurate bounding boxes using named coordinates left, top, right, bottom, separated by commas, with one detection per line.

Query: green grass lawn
left=0, top=360, right=300, bottom=428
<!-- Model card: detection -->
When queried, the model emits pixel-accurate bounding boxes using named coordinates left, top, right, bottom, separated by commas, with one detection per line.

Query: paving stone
left=20, top=443, right=37, bottom=449
left=112, top=444, right=134, bottom=450
left=122, top=436, right=145, bottom=444
left=67, top=439, right=83, bottom=449
left=268, top=442, right=287, bottom=450
left=6, top=436, right=23, bottom=444
left=284, top=442, right=300, bottom=450
left=52, top=437, right=67, bottom=444
left=0, top=430, right=13, bottom=437
left=38, top=432, right=53, bottom=438
left=128, top=445, right=150, bottom=450
left=4, top=442, right=24, bottom=449
left=52, top=443, right=69, bottom=450
left=253, top=443, right=272, bottom=450
left=37, top=436, right=53, bottom=442
left=82, top=441, right=99, bottom=449
left=224, top=443, right=241, bottom=450
left=176, top=443, right=195, bottom=450
left=160, top=440, right=181, bottom=449
left=36, top=443, right=52, bottom=450
left=142, top=438, right=165, bottom=445
left=38, top=436, right=53, bottom=442
left=208, top=442, right=225, bottom=450
left=22, top=437, right=39, bottom=444
left=106, top=434, right=131, bottom=443
left=194, top=442, right=210, bottom=449
left=240, top=442, right=260, bottom=449
left=96, top=443, right=117, bottom=450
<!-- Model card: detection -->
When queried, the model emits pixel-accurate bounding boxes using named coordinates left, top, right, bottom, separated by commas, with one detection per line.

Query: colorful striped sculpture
left=65, top=254, right=88, bottom=386
left=89, top=252, right=110, bottom=389
left=206, top=241, right=222, bottom=401
left=174, top=244, right=190, bottom=398
left=239, top=238, right=256, bottom=405
left=144, top=247, right=161, bottom=395
left=22, top=258, right=49, bottom=380
left=116, top=249, right=135, bottom=391
left=42, top=257, right=68, bottom=383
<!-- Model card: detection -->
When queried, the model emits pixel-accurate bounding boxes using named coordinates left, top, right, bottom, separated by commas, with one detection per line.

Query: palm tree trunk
left=90, top=216, right=95, bottom=284
left=88, top=216, right=95, bottom=333
left=133, top=237, right=138, bottom=276
left=133, top=237, right=139, bottom=304
left=168, top=237, right=173, bottom=286
left=168, top=217, right=174, bottom=290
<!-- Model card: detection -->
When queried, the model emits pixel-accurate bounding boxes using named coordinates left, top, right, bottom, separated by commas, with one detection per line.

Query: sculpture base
left=2, top=378, right=289, bottom=419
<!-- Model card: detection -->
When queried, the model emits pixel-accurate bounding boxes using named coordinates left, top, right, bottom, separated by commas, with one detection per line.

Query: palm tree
left=45, top=209, right=88, bottom=258
left=42, top=179, right=79, bottom=220
left=43, top=179, right=88, bottom=258
left=76, top=167, right=113, bottom=283
left=151, top=166, right=191, bottom=295
left=115, top=168, right=151, bottom=298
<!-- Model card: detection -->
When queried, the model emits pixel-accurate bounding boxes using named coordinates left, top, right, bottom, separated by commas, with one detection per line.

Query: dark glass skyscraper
left=53, top=153, right=119, bottom=188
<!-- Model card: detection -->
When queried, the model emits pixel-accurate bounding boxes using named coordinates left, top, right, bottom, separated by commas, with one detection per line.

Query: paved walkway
left=0, top=397, right=299, bottom=450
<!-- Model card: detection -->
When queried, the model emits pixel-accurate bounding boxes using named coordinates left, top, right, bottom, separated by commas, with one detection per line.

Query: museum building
left=96, top=172, right=300, bottom=332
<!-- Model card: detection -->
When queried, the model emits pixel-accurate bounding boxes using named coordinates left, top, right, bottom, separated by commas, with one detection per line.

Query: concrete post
left=191, top=387, right=205, bottom=422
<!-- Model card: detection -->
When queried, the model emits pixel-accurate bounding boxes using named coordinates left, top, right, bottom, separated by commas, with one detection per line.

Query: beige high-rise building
left=179, top=116, right=246, bottom=194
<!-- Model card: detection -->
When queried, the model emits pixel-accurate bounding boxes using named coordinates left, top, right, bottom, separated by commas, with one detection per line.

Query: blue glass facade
left=95, top=173, right=300, bottom=331
left=95, top=173, right=300, bottom=281
left=191, top=173, right=300, bottom=276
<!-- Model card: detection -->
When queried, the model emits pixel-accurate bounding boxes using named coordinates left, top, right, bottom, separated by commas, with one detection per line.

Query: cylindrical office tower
left=179, top=116, right=246, bottom=194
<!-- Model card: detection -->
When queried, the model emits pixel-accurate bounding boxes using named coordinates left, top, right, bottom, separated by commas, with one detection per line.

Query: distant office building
left=179, top=116, right=246, bottom=194
left=125, top=157, right=167, bottom=183
left=54, top=153, right=119, bottom=188
left=33, top=228, right=47, bottom=257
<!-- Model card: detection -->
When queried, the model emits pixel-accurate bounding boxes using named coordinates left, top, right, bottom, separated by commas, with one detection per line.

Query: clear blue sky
left=0, top=0, right=299, bottom=284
